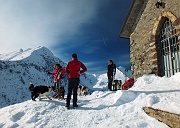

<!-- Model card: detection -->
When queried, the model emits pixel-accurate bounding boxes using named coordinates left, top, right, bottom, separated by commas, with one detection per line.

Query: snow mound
left=131, top=73, right=180, bottom=91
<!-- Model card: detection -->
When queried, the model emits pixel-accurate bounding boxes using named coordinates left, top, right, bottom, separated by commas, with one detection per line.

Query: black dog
left=29, top=83, right=55, bottom=101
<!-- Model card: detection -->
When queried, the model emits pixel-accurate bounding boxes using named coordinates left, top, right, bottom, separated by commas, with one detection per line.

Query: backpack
left=122, top=78, right=134, bottom=90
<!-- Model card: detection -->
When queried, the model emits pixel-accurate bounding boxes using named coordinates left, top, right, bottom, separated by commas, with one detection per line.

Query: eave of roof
left=120, top=0, right=148, bottom=38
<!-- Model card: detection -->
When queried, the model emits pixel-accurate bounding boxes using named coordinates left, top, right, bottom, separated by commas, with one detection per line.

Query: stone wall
left=130, top=0, right=180, bottom=79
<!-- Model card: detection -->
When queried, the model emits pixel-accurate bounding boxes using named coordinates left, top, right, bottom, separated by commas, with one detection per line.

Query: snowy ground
left=0, top=73, right=180, bottom=128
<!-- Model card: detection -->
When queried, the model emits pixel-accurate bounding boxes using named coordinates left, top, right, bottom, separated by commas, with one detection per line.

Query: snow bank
left=0, top=73, right=179, bottom=128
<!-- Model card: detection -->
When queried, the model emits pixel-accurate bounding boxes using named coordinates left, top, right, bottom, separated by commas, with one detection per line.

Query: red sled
left=122, top=78, right=134, bottom=90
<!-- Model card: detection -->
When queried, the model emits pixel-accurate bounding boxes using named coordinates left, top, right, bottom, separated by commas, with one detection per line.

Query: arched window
left=159, top=18, right=180, bottom=77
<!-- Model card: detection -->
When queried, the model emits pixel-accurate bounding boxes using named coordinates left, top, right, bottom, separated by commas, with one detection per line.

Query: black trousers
left=54, top=80, right=60, bottom=97
left=108, top=75, right=113, bottom=90
left=66, top=78, right=79, bottom=105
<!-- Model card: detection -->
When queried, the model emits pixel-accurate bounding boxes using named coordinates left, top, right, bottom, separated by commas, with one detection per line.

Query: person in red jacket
left=65, top=53, right=87, bottom=108
left=48, top=64, right=64, bottom=98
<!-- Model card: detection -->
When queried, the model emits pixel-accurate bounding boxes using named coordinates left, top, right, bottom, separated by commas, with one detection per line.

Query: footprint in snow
left=147, top=95, right=159, bottom=106
left=10, top=112, right=25, bottom=122
left=8, top=122, right=19, bottom=128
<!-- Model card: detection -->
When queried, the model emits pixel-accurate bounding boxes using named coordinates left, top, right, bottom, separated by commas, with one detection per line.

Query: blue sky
left=0, top=0, right=132, bottom=74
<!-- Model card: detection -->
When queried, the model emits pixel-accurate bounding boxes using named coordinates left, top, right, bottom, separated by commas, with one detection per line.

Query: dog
left=29, top=83, right=55, bottom=101
left=53, top=86, right=65, bottom=100
left=77, top=85, right=88, bottom=96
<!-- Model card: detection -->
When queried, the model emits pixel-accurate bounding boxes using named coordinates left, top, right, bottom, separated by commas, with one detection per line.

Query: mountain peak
left=0, top=46, right=54, bottom=61
left=0, top=46, right=67, bottom=108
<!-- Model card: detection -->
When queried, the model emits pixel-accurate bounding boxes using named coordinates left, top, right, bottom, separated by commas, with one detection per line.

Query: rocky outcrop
left=143, top=107, right=180, bottom=128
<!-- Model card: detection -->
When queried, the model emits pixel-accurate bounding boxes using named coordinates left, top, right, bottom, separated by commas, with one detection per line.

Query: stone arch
left=152, top=11, right=177, bottom=36
left=149, top=11, right=178, bottom=76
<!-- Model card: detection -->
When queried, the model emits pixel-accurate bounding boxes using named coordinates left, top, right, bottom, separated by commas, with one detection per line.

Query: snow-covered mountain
left=0, top=46, right=130, bottom=108
left=117, top=66, right=132, bottom=78
left=0, top=46, right=68, bottom=108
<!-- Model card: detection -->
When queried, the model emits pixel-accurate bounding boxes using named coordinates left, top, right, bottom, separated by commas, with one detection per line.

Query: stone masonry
left=129, top=0, right=180, bottom=79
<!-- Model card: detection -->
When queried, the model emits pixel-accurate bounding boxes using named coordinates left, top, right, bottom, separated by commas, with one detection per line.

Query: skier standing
left=65, top=53, right=87, bottom=108
left=107, top=60, right=116, bottom=91
left=48, top=64, right=64, bottom=98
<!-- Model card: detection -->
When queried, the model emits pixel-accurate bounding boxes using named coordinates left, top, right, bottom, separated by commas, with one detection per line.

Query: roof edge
left=120, top=0, right=148, bottom=38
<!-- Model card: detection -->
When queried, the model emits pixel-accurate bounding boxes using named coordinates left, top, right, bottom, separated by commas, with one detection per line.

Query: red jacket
left=65, top=59, right=87, bottom=78
left=52, top=69, right=64, bottom=81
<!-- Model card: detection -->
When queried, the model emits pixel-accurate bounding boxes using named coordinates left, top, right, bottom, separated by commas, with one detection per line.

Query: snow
left=0, top=72, right=180, bottom=128
left=0, top=46, right=179, bottom=128
left=0, top=47, right=36, bottom=61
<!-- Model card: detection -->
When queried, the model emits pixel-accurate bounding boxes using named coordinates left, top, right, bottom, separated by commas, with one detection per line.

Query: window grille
left=159, top=18, right=180, bottom=77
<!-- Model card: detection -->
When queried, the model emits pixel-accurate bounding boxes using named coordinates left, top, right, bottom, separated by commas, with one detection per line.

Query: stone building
left=120, top=0, right=180, bottom=79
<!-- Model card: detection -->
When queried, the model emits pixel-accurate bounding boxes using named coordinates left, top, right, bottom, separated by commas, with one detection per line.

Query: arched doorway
left=158, top=18, right=180, bottom=77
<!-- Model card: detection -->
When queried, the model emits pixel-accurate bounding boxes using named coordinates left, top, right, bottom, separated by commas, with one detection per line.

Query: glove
left=47, top=71, right=51, bottom=75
